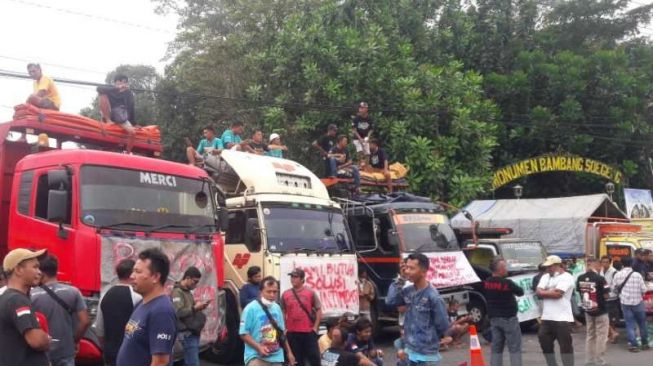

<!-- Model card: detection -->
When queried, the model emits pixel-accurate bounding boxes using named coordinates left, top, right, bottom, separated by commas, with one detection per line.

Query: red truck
left=0, top=111, right=227, bottom=363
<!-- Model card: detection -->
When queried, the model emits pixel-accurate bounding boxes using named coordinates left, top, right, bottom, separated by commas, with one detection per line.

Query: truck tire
left=202, top=290, right=242, bottom=363
left=467, top=296, right=488, bottom=331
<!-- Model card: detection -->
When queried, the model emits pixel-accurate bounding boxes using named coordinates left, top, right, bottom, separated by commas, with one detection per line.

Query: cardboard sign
left=421, top=252, right=481, bottom=288
left=508, top=273, right=541, bottom=322
left=279, top=256, right=359, bottom=317
left=100, top=236, right=223, bottom=346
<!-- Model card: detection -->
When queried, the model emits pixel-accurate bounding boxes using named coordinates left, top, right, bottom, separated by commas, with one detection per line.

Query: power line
left=5, top=0, right=175, bottom=35
left=0, top=55, right=107, bottom=76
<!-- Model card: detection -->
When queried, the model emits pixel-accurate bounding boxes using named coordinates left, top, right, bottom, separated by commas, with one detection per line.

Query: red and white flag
left=15, top=306, right=31, bottom=317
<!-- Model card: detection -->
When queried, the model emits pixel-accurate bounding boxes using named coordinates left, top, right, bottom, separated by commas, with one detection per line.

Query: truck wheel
left=202, top=290, right=242, bottom=363
left=467, top=298, right=487, bottom=331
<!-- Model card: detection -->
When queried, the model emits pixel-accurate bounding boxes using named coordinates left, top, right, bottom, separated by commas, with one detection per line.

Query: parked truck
left=1, top=113, right=228, bottom=364
left=206, top=150, right=359, bottom=362
left=341, top=193, right=481, bottom=331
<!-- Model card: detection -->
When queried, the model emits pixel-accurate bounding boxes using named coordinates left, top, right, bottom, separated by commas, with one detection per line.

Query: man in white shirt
left=612, top=256, right=649, bottom=352
left=599, top=255, right=619, bottom=343
left=536, top=255, right=575, bottom=366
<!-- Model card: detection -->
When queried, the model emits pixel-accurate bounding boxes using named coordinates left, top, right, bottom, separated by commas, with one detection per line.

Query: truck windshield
left=263, top=204, right=352, bottom=253
left=394, top=213, right=460, bottom=251
left=80, top=166, right=214, bottom=230
left=501, top=242, right=545, bottom=271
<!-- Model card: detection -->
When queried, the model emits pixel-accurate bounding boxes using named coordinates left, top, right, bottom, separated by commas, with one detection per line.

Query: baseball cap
left=269, top=133, right=280, bottom=142
left=3, top=248, right=47, bottom=272
left=288, top=268, right=305, bottom=279
left=542, top=255, right=562, bottom=267
left=359, top=101, right=368, bottom=108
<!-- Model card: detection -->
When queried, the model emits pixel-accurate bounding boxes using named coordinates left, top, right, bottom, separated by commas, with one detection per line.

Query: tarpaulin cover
left=451, top=194, right=627, bottom=254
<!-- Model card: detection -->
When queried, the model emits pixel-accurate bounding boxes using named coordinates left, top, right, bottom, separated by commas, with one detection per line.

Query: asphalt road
left=201, top=324, right=652, bottom=365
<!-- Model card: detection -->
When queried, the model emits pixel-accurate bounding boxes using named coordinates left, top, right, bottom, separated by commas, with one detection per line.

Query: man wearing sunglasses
left=172, top=267, right=209, bottom=366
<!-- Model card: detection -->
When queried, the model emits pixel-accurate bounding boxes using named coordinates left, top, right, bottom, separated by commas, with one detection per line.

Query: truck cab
left=343, top=193, right=479, bottom=330
left=462, top=239, right=547, bottom=323
left=206, top=151, right=359, bottom=362
left=1, top=113, right=226, bottom=364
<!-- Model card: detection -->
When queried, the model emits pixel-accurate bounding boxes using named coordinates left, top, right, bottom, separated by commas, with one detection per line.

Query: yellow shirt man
left=33, top=75, right=61, bottom=109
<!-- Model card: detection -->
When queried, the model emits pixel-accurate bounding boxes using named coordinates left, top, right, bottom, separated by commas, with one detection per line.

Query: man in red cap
left=0, top=248, right=51, bottom=366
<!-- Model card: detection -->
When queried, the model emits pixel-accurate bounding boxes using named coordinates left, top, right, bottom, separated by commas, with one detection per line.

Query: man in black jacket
left=482, top=257, right=524, bottom=366
left=97, top=74, right=136, bottom=153
left=171, top=266, right=209, bottom=366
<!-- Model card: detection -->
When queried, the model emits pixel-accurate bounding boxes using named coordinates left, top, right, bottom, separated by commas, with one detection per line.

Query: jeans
left=622, top=301, right=649, bottom=347
left=538, top=320, right=573, bottom=366
left=408, top=360, right=440, bottom=366
left=490, top=316, right=522, bottom=366
left=584, top=313, right=609, bottom=365
left=181, top=332, right=200, bottom=366
left=287, top=331, right=321, bottom=366
left=327, top=158, right=360, bottom=187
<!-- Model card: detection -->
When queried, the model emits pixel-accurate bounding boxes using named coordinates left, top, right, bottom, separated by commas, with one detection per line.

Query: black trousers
left=538, top=320, right=574, bottom=366
left=287, top=331, right=321, bottom=366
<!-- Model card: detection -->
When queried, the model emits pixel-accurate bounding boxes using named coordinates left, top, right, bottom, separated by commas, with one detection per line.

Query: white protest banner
left=509, top=273, right=541, bottom=322
left=280, top=256, right=359, bottom=317
left=100, top=236, right=223, bottom=346
left=422, top=251, right=481, bottom=288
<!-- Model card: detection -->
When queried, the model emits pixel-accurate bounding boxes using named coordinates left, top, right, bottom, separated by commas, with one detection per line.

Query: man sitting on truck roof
left=26, top=63, right=61, bottom=111
left=328, top=135, right=360, bottom=191
left=221, top=121, right=246, bottom=150
left=312, top=124, right=338, bottom=176
left=244, top=129, right=269, bottom=155
left=186, top=126, right=223, bottom=166
left=363, top=138, right=392, bottom=193
left=97, top=74, right=136, bottom=153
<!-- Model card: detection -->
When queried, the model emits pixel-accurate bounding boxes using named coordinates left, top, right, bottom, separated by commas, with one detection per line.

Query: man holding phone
left=171, top=267, right=209, bottom=366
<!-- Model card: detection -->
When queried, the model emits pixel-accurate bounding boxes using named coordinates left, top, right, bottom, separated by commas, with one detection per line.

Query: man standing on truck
left=535, top=255, right=575, bottom=366
left=95, top=259, right=142, bottom=366
left=576, top=258, right=609, bottom=366
left=386, top=253, right=450, bottom=366
left=282, top=268, right=323, bottom=366
left=0, top=248, right=50, bottom=366
left=482, top=257, right=523, bottom=366
left=240, top=276, right=296, bottom=366
left=117, top=248, right=177, bottom=366
left=171, top=266, right=209, bottom=366
left=312, top=124, right=338, bottom=176
left=31, top=255, right=91, bottom=366
left=26, top=63, right=61, bottom=110
left=351, top=102, right=373, bottom=160
left=97, top=74, right=137, bottom=153
left=186, top=126, right=223, bottom=166
left=612, top=256, right=649, bottom=352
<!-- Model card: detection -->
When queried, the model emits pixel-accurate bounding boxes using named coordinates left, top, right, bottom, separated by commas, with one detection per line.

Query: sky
left=0, top=0, right=650, bottom=124
left=0, top=0, right=178, bottom=122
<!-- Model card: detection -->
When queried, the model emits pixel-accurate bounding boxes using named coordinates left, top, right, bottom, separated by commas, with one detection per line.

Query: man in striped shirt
left=612, top=256, right=649, bottom=352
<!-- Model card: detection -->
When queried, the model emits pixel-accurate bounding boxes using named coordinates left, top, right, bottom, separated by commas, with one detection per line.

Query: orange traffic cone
left=469, top=325, right=486, bottom=366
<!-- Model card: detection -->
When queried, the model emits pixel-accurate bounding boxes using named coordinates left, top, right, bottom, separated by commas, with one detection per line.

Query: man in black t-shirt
left=576, top=258, right=609, bottom=366
left=0, top=248, right=50, bottom=366
left=313, top=124, right=338, bottom=176
left=351, top=102, right=373, bottom=159
left=327, top=135, right=360, bottom=189
left=482, top=257, right=524, bottom=366
left=245, top=129, right=270, bottom=155
left=322, top=326, right=375, bottom=366
left=95, top=259, right=142, bottom=366
left=364, top=139, right=392, bottom=193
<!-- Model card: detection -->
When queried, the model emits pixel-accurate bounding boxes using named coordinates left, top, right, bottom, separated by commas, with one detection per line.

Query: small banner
left=624, top=188, right=653, bottom=219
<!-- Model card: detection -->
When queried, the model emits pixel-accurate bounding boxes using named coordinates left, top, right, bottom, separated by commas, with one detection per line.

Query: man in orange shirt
left=26, top=64, right=61, bottom=111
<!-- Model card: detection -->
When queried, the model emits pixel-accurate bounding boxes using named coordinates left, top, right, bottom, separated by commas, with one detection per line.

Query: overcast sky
left=0, top=0, right=178, bottom=122
left=0, top=0, right=650, bottom=124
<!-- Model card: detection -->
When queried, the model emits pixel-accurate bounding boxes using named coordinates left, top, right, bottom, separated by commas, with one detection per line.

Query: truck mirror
left=245, top=218, right=261, bottom=251
left=47, top=190, right=69, bottom=223
left=430, top=224, right=448, bottom=248
left=48, top=169, right=70, bottom=190
left=194, top=191, right=208, bottom=209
